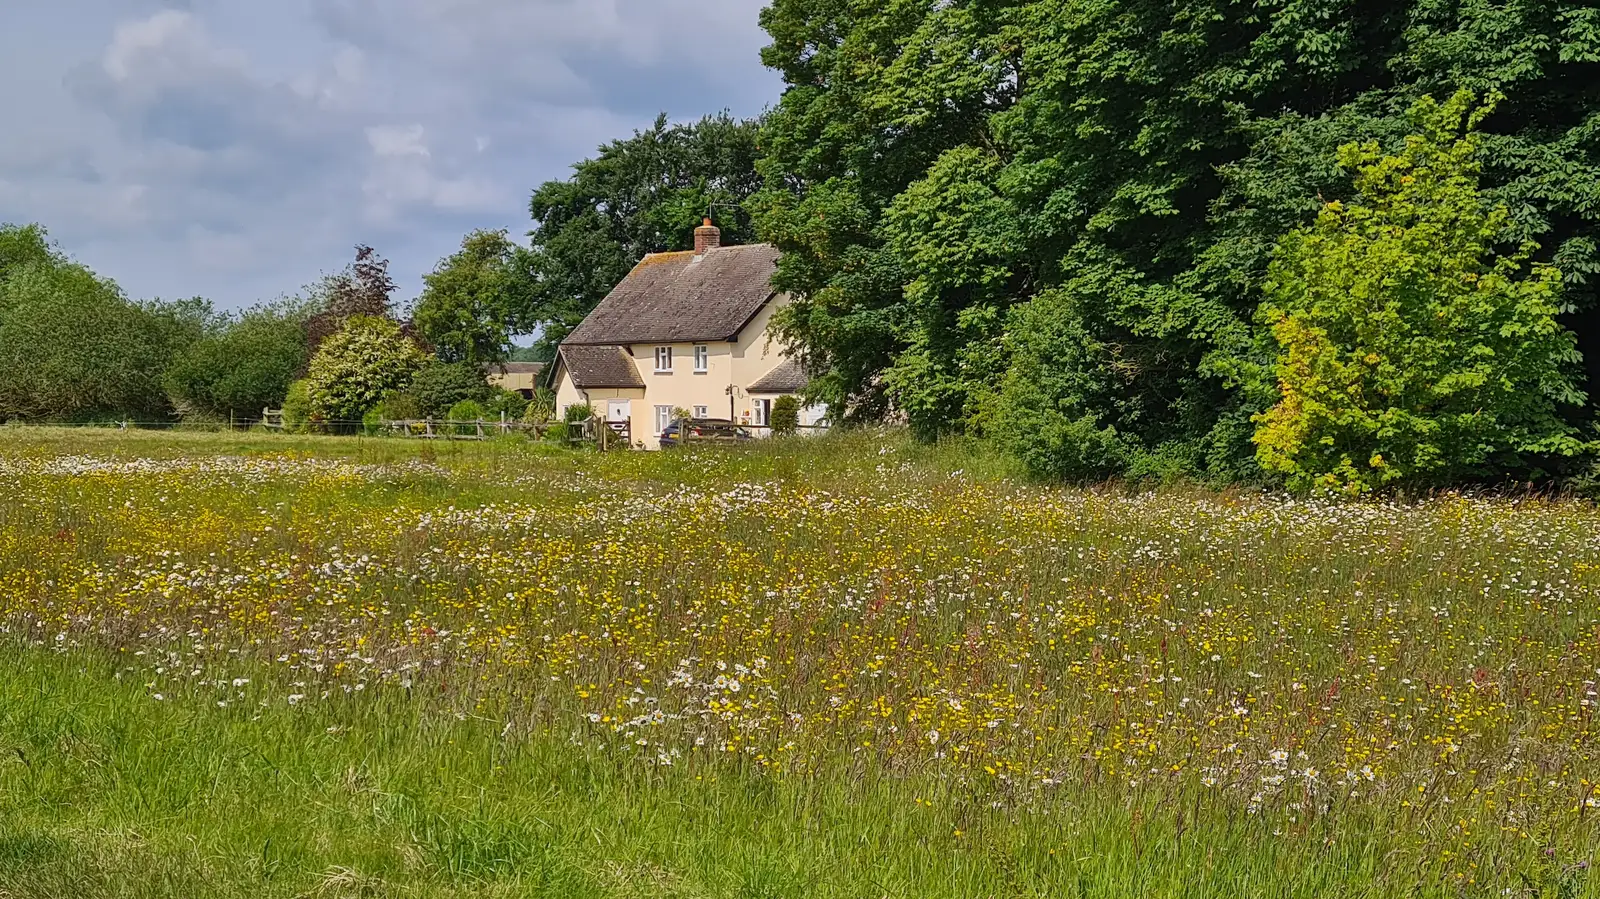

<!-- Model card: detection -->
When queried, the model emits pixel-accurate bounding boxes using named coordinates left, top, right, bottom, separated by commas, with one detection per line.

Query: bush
left=165, top=303, right=309, bottom=419
left=0, top=228, right=201, bottom=423
left=484, top=388, right=530, bottom=421
left=408, top=362, right=492, bottom=418
left=1253, top=93, right=1588, bottom=494
left=991, top=289, right=1141, bottom=482
left=564, top=403, right=594, bottom=425
left=523, top=388, right=556, bottom=425
left=771, top=396, right=800, bottom=435
left=304, top=316, right=426, bottom=424
left=447, top=399, right=487, bottom=436
left=281, top=380, right=313, bottom=433
left=544, top=422, right=569, bottom=443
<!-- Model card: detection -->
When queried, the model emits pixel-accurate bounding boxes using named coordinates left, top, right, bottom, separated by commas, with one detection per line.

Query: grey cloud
left=0, top=1, right=779, bottom=309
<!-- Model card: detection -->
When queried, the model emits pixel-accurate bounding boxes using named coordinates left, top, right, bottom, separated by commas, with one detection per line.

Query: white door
left=607, top=400, right=630, bottom=422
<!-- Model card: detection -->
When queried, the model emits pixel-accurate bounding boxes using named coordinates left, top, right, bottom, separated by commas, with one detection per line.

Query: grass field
left=2, top=427, right=1598, bottom=898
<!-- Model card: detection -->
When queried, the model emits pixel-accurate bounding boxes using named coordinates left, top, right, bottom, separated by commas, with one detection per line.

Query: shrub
left=0, top=231, right=201, bottom=423
left=991, top=289, right=1140, bottom=482
left=447, top=399, right=487, bottom=436
left=771, top=396, right=800, bottom=435
left=1253, top=93, right=1588, bottom=494
left=564, top=403, right=594, bottom=425
left=484, top=388, right=530, bottom=422
left=304, top=316, right=426, bottom=425
left=281, top=380, right=313, bottom=433
left=523, top=388, right=556, bottom=425
left=165, top=303, right=309, bottom=419
left=408, top=362, right=492, bottom=418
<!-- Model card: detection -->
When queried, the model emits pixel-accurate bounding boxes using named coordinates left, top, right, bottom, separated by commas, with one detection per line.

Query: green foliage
left=0, top=225, right=201, bottom=423
left=518, top=113, right=764, bottom=355
left=508, top=345, right=553, bottom=364
left=413, top=230, right=526, bottom=365
left=281, top=380, right=313, bottom=433
left=303, top=246, right=399, bottom=356
left=483, top=389, right=530, bottom=422
left=771, top=395, right=800, bottom=436
left=754, top=0, right=1600, bottom=485
left=563, top=403, right=594, bottom=425
left=446, top=400, right=487, bottom=435
left=1254, top=94, right=1588, bottom=494
left=407, top=362, right=492, bottom=419
left=303, top=316, right=425, bottom=423
left=374, top=390, right=422, bottom=423
left=523, top=388, right=557, bottom=425
left=164, top=302, right=310, bottom=418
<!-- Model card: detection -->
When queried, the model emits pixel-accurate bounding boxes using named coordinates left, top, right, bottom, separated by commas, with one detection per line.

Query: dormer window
left=694, top=345, right=709, bottom=373
left=654, top=346, right=673, bottom=372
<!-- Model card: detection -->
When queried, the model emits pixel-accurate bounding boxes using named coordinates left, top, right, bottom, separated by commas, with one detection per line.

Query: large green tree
left=1253, top=94, right=1588, bottom=494
left=412, top=230, right=528, bottom=365
left=0, top=224, right=201, bottom=423
left=517, top=113, right=764, bottom=354
left=165, top=301, right=311, bottom=419
left=754, top=0, right=1600, bottom=481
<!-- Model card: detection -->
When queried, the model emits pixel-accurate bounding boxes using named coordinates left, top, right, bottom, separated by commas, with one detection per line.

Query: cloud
left=0, top=1, right=781, bottom=309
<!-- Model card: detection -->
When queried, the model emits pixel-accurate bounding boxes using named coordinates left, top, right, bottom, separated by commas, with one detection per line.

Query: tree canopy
left=412, top=230, right=528, bottom=366
left=515, top=112, right=764, bottom=355
left=0, top=224, right=202, bottom=423
left=754, top=0, right=1600, bottom=484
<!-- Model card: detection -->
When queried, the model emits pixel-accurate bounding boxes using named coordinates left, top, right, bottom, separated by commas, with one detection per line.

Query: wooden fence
left=261, top=409, right=632, bottom=449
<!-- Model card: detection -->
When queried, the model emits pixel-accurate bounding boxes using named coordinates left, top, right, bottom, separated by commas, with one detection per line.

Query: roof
left=557, top=345, right=644, bottom=389
left=497, top=362, right=547, bottom=375
left=562, top=244, right=781, bottom=345
left=747, top=357, right=809, bottom=394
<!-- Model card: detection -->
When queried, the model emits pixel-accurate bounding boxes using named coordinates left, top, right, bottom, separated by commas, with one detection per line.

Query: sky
left=0, top=0, right=782, bottom=312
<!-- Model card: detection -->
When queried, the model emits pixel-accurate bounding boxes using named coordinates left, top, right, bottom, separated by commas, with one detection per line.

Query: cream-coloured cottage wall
left=728, top=295, right=791, bottom=425
left=624, top=341, right=735, bottom=448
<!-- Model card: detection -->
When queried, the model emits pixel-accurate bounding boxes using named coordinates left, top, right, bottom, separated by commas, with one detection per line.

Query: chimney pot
left=694, top=217, right=722, bottom=255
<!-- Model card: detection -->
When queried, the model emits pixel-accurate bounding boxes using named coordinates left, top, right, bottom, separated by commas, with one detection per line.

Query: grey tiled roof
left=558, top=345, right=644, bottom=389
left=562, top=244, right=781, bottom=345
left=747, top=357, right=808, bottom=394
left=497, top=362, right=547, bottom=375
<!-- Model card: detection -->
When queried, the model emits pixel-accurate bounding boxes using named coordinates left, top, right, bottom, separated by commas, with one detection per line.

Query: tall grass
left=0, top=427, right=1596, bottom=897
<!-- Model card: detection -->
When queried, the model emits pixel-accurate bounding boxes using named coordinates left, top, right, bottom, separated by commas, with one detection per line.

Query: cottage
left=549, top=219, right=823, bottom=449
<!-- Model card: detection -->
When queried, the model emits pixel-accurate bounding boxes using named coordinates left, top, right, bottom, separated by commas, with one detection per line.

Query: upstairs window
left=654, top=346, right=673, bottom=372
left=693, top=345, right=709, bottom=372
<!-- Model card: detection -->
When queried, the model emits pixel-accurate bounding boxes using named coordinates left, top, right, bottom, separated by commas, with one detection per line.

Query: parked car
left=659, top=418, right=754, bottom=448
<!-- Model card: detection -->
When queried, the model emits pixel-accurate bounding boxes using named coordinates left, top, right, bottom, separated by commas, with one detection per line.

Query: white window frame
left=753, top=398, right=772, bottom=427
left=655, top=405, right=673, bottom=436
left=693, top=405, right=708, bottom=419
left=654, top=346, right=673, bottom=372
left=693, top=344, right=710, bottom=373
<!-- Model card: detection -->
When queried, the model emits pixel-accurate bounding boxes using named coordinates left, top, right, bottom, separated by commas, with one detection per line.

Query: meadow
left=1, top=427, right=1598, bottom=898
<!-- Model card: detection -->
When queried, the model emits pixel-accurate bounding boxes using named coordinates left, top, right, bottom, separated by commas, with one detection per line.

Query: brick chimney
left=694, top=217, right=721, bottom=255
